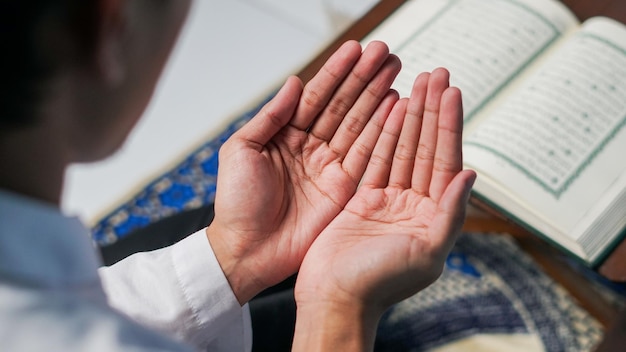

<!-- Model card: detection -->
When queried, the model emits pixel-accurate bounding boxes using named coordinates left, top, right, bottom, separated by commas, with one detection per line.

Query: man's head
left=0, top=0, right=191, bottom=161
left=1, top=1, right=96, bottom=133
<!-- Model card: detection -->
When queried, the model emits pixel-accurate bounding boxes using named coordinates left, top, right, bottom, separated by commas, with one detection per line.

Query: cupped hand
left=294, top=68, right=476, bottom=315
left=206, top=41, right=402, bottom=304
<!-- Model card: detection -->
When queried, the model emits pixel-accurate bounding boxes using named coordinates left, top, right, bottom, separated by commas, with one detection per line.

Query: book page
left=464, top=18, right=626, bottom=245
left=363, top=0, right=578, bottom=120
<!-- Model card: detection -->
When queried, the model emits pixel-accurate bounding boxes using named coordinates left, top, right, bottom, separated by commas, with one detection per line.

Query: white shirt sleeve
left=98, top=229, right=252, bottom=352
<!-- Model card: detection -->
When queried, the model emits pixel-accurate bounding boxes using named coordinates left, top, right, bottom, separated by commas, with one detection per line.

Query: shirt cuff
left=171, top=229, right=252, bottom=351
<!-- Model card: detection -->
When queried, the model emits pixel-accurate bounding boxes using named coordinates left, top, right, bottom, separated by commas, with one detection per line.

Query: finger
left=388, top=72, right=429, bottom=188
left=308, top=41, right=391, bottom=141
left=430, top=170, right=476, bottom=254
left=411, top=68, right=450, bottom=196
left=329, top=54, right=401, bottom=157
left=342, top=90, right=400, bottom=185
left=289, top=40, right=363, bottom=130
left=233, top=76, right=303, bottom=150
left=429, top=86, right=464, bottom=201
left=361, top=98, right=408, bottom=188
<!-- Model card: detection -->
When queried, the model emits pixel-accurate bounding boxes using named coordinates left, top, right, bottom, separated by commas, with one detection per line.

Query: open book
left=362, top=0, right=626, bottom=266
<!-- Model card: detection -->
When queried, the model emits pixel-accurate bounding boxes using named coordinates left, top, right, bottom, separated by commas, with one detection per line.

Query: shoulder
left=0, top=282, right=192, bottom=352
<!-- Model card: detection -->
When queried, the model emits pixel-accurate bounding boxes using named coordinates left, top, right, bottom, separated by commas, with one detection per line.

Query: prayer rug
left=376, top=233, right=604, bottom=351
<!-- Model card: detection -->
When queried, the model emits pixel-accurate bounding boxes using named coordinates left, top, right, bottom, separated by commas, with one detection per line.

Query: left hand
left=294, top=68, right=476, bottom=317
left=206, top=41, right=402, bottom=304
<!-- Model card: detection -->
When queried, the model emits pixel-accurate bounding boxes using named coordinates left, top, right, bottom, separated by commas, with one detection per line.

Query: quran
left=362, top=0, right=626, bottom=266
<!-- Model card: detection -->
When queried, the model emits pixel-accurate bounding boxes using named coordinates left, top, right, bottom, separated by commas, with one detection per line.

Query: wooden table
left=296, top=0, right=626, bottom=328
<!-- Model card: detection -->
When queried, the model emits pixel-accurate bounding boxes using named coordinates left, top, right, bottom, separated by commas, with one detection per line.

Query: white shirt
left=0, top=190, right=252, bottom=351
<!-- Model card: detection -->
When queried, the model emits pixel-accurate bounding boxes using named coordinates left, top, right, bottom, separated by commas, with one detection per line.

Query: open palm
left=295, top=69, right=476, bottom=313
left=206, top=41, right=403, bottom=303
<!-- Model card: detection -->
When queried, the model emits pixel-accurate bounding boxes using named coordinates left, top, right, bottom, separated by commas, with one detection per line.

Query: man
left=0, top=0, right=475, bottom=350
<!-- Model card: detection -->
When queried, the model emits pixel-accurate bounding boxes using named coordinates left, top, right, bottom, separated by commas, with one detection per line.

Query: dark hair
left=0, top=1, right=95, bottom=128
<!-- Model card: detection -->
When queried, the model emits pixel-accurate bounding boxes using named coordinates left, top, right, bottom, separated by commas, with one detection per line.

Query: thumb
left=234, top=76, right=304, bottom=149
left=432, top=170, right=477, bottom=250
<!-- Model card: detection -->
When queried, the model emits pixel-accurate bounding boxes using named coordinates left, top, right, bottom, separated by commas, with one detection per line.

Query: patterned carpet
left=93, top=93, right=612, bottom=351
left=376, top=233, right=603, bottom=351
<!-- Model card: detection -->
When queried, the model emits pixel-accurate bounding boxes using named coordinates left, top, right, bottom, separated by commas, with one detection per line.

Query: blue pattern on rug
left=378, top=291, right=529, bottom=350
left=376, top=234, right=604, bottom=351
left=90, top=96, right=271, bottom=245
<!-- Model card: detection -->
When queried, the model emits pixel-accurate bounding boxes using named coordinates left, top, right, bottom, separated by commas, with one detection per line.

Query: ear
left=94, top=0, right=126, bottom=85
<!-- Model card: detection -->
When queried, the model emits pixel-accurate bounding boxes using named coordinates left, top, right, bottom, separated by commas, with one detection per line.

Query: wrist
left=292, top=299, right=383, bottom=351
left=204, top=224, right=264, bottom=305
